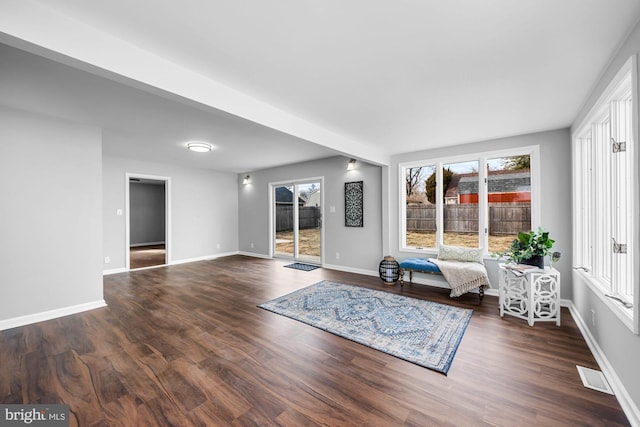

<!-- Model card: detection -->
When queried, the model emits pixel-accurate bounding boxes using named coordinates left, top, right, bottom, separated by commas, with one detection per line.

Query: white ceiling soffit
left=2, top=0, right=640, bottom=168
left=0, top=43, right=342, bottom=173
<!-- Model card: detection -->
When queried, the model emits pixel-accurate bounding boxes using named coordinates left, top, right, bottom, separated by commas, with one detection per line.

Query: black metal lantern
left=379, top=256, right=400, bottom=285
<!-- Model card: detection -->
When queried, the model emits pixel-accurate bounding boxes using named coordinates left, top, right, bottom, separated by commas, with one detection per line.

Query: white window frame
left=572, top=55, right=638, bottom=333
left=399, top=145, right=540, bottom=256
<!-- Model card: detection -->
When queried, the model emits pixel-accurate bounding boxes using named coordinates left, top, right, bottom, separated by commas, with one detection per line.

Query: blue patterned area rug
left=283, top=263, right=320, bottom=272
left=259, top=280, right=472, bottom=374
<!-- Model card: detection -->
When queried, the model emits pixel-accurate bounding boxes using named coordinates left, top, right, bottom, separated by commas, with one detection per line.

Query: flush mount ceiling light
left=347, top=158, right=357, bottom=170
left=187, top=142, right=212, bottom=153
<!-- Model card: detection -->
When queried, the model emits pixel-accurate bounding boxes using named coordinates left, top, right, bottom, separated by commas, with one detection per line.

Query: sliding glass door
left=274, top=185, right=295, bottom=258
left=273, top=180, right=322, bottom=264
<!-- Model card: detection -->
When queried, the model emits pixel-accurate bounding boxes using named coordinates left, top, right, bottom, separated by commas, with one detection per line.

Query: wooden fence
left=406, top=203, right=530, bottom=235
left=488, top=203, right=531, bottom=235
left=276, top=206, right=321, bottom=232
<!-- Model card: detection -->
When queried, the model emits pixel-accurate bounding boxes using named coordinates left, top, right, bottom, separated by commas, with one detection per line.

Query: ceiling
left=0, top=43, right=339, bottom=173
left=1, top=0, right=640, bottom=173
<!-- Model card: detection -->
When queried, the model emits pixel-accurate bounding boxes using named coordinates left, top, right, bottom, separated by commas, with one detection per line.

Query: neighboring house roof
left=275, top=187, right=305, bottom=205
left=447, top=169, right=531, bottom=197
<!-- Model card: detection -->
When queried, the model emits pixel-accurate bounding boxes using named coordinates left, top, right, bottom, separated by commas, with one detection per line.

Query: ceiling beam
left=0, top=0, right=389, bottom=166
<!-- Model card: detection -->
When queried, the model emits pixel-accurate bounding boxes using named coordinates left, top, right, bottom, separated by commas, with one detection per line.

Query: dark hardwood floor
left=130, top=244, right=166, bottom=269
left=0, top=255, right=629, bottom=426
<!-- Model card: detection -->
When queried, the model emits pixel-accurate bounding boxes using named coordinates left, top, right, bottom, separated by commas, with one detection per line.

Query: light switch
left=116, top=209, right=123, bottom=216
left=330, top=206, right=336, bottom=213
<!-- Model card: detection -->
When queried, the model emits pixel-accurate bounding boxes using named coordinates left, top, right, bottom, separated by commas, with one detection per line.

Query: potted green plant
left=494, top=227, right=555, bottom=269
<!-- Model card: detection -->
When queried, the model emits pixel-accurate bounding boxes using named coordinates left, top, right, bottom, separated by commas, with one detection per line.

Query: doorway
left=272, top=179, right=323, bottom=264
left=126, top=174, right=171, bottom=270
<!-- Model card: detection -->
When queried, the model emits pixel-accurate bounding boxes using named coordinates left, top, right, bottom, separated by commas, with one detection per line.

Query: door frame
left=125, top=173, right=172, bottom=270
left=269, top=176, right=324, bottom=264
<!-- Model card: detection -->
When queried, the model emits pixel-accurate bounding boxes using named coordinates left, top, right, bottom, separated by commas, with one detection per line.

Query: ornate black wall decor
left=345, top=181, right=363, bottom=227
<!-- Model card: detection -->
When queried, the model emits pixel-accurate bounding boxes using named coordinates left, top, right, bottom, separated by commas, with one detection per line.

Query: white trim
left=268, top=183, right=275, bottom=259
left=484, top=288, right=499, bottom=298
left=574, top=56, right=636, bottom=132
left=576, top=270, right=635, bottom=332
left=560, top=298, right=572, bottom=308
left=399, top=145, right=540, bottom=254
left=0, top=300, right=107, bottom=331
left=269, top=176, right=324, bottom=264
left=396, top=273, right=500, bottom=297
left=130, top=241, right=165, bottom=247
left=238, top=251, right=272, bottom=259
left=169, top=251, right=239, bottom=265
left=106, top=251, right=245, bottom=273
left=436, top=162, right=444, bottom=244
left=631, top=55, right=640, bottom=332
left=125, top=173, right=172, bottom=271
left=322, top=263, right=378, bottom=277
left=572, top=55, right=638, bottom=334
left=103, top=267, right=127, bottom=275
left=568, top=302, right=640, bottom=427
left=129, top=263, right=168, bottom=272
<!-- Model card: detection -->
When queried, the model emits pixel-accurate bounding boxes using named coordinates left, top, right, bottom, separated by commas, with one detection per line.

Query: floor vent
left=576, top=365, right=614, bottom=395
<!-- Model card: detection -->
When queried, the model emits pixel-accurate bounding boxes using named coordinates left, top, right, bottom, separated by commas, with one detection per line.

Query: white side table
left=499, top=264, right=561, bottom=326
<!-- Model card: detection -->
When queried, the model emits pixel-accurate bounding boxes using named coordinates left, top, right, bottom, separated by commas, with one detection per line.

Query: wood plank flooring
left=130, top=244, right=166, bottom=269
left=0, top=255, right=630, bottom=426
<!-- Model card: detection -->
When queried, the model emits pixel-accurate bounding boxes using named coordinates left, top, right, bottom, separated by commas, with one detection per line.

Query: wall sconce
left=243, top=175, right=250, bottom=185
left=347, top=158, right=356, bottom=170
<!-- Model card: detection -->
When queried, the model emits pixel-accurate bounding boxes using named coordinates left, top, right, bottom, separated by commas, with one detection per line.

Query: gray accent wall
left=103, top=156, right=239, bottom=270
left=389, top=128, right=573, bottom=299
left=238, top=156, right=383, bottom=273
left=0, top=106, right=103, bottom=321
left=571, top=18, right=640, bottom=416
left=130, top=182, right=166, bottom=246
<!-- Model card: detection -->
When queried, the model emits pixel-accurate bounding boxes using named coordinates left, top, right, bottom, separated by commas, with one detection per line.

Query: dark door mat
left=284, top=263, right=321, bottom=271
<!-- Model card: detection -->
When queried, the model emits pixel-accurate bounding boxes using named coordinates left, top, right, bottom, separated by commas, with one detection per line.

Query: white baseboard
left=568, top=302, right=640, bottom=427
left=238, top=251, right=272, bottom=259
left=170, top=251, right=239, bottom=265
left=103, top=251, right=242, bottom=274
left=484, top=288, right=499, bottom=297
left=130, top=241, right=165, bottom=247
left=103, top=267, right=127, bottom=275
left=0, top=299, right=107, bottom=331
left=399, top=273, right=497, bottom=296
left=321, top=263, right=379, bottom=277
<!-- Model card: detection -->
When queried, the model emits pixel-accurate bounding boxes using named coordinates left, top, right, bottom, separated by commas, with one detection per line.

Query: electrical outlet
left=104, top=256, right=111, bottom=264
left=591, top=309, right=596, bottom=327
left=250, top=242, right=254, bottom=248
left=216, top=243, right=221, bottom=249
left=336, top=252, right=340, bottom=260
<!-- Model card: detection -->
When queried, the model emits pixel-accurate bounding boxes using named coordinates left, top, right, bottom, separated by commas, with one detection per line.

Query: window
left=486, top=155, right=532, bottom=253
left=442, top=160, right=479, bottom=248
left=400, top=147, right=539, bottom=254
left=573, top=56, right=637, bottom=331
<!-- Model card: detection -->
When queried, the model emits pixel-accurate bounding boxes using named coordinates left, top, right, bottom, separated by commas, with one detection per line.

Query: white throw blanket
left=429, top=258, right=491, bottom=297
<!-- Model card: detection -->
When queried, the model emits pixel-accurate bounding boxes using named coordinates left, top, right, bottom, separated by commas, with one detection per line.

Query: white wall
left=388, top=128, right=573, bottom=298
left=103, top=156, right=239, bottom=270
left=238, top=156, right=383, bottom=273
left=571, top=18, right=640, bottom=421
left=0, top=106, right=104, bottom=325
